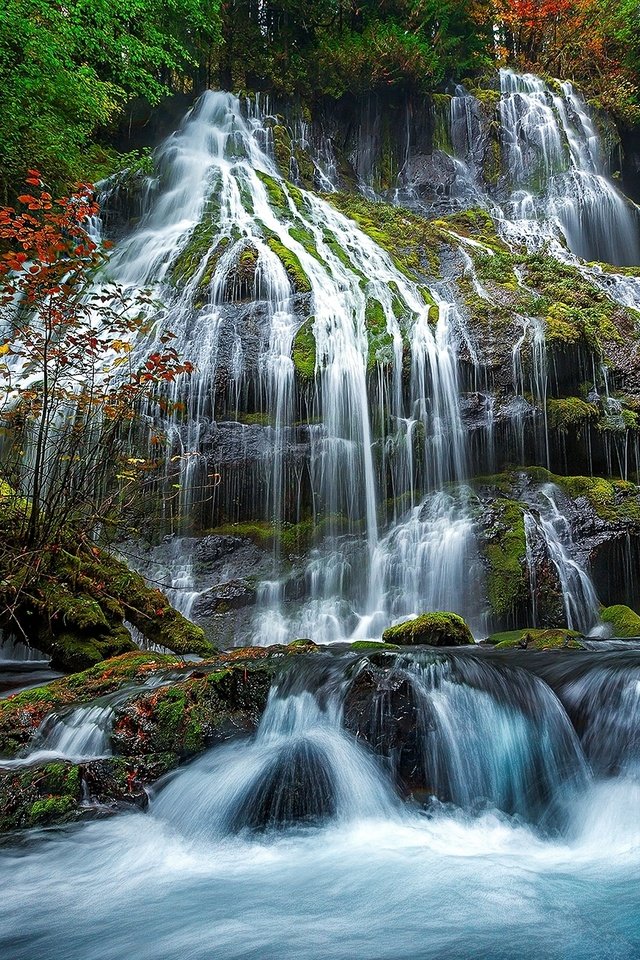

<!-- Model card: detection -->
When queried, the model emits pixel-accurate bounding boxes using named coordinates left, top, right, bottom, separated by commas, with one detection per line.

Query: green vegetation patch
left=292, top=317, right=317, bottom=380
left=478, top=498, right=527, bottom=618
left=490, top=628, right=584, bottom=650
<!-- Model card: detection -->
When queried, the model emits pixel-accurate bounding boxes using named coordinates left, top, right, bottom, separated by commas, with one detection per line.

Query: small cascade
left=550, top=657, right=640, bottom=776
left=355, top=652, right=588, bottom=822
left=153, top=660, right=397, bottom=835
left=363, top=490, right=484, bottom=637
left=1, top=704, right=113, bottom=766
left=524, top=484, right=601, bottom=633
left=153, top=649, right=598, bottom=834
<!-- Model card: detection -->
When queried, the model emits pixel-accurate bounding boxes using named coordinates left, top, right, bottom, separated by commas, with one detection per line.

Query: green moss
left=171, top=218, right=225, bottom=291
left=546, top=397, right=598, bottom=431
left=272, top=124, right=292, bottom=175
left=326, top=193, right=441, bottom=279
left=30, top=795, right=77, bottom=824
left=256, top=170, right=291, bottom=215
left=472, top=249, right=518, bottom=286
left=382, top=612, right=474, bottom=646
left=600, top=604, right=640, bottom=638
left=349, top=640, right=400, bottom=651
left=469, top=88, right=501, bottom=111
left=480, top=498, right=527, bottom=617
left=235, top=411, right=275, bottom=427
left=365, top=298, right=395, bottom=370
left=431, top=94, right=453, bottom=153
left=265, top=236, right=311, bottom=292
left=483, top=135, right=502, bottom=186
left=433, top=208, right=507, bottom=252
left=292, top=317, right=316, bottom=380
left=472, top=468, right=640, bottom=528
left=288, top=225, right=321, bottom=261
left=491, top=628, right=584, bottom=650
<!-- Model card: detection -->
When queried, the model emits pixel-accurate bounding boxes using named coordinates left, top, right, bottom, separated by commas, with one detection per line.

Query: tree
left=0, top=174, right=194, bottom=549
left=0, top=0, right=222, bottom=199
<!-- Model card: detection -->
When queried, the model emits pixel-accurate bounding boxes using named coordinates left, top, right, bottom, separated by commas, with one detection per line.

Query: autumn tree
left=0, top=174, right=194, bottom=550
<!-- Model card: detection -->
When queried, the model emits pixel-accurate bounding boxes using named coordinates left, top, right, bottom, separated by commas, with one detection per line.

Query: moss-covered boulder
left=382, top=612, right=474, bottom=647
left=111, top=661, right=274, bottom=763
left=0, top=758, right=152, bottom=833
left=349, top=640, right=400, bottom=651
left=600, top=604, right=640, bottom=638
left=489, top=628, right=585, bottom=650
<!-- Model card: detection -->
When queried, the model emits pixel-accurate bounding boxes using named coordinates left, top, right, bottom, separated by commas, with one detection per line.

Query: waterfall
left=97, top=90, right=476, bottom=643
left=87, top=74, right=640, bottom=645
left=0, top=704, right=113, bottom=766
left=524, top=484, right=601, bottom=633
left=153, top=659, right=397, bottom=835
left=498, top=70, right=640, bottom=266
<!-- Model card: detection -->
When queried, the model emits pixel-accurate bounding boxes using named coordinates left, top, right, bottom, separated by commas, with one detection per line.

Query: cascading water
left=98, top=91, right=479, bottom=644
left=498, top=70, right=640, bottom=266
left=0, top=704, right=114, bottom=767
left=88, top=75, right=640, bottom=646
left=5, top=647, right=640, bottom=960
left=523, top=484, right=601, bottom=634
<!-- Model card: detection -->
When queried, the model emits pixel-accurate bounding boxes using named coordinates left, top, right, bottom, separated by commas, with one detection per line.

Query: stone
left=382, top=612, right=474, bottom=647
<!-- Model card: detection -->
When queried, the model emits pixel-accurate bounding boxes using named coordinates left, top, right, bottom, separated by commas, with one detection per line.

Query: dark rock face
left=228, top=740, right=336, bottom=831
left=193, top=579, right=257, bottom=617
left=401, top=151, right=460, bottom=204
left=343, top=661, right=427, bottom=799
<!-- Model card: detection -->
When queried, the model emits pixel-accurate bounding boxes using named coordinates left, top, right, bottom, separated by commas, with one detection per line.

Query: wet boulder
left=600, top=605, right=640, bottom=638
left=0, top=757, right=156, bottom=832
left=343, top=659, right=429, bottom=799
left=111, top=662, right=272, bottom=762
left=228, top=740, right=336, bottom=831
left=192, top=579, right=257, bottom=617
left=382, top=612, right=474, bottom=646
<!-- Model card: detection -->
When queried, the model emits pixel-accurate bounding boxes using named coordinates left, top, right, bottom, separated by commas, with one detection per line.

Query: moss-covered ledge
left=0, top=516, right=214, bottom=672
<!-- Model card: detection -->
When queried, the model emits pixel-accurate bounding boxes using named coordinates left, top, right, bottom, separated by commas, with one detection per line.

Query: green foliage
left=0, top=0, right=221, bottom=195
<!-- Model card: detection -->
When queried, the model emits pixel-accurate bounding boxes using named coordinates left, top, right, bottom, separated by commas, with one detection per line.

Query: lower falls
left=3, top=70, right=640, bottom=959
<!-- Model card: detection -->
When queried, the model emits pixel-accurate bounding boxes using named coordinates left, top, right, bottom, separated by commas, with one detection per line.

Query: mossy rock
left=478, top=498, right=527, bottom=618
left=0, top=757, right=151, bottom=833
left=0, top=652, right=183, bottom=758
left=600, top=604, right=640, bottom=638
left=292, top=317, right=316, bottom=380
left=326, top=193, right=441, bottom=279
left=265, top=236, right=312, bottom=293
left=490, top=628, right=585, bottom=651
left=349, top=640, right=400, bottom=651
left=382, top=612, right=474, bottom=647
left=546, top=397, right=598, bottom=431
